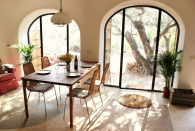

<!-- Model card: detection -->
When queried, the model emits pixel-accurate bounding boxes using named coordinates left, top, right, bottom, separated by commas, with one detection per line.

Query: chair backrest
left=100, top=63, right=110, bottom=85
left=41, top=56, right=51, bottom=69
left=87, top=69, right=99, bottom=97
left=23, top=62, right=38, bottom=90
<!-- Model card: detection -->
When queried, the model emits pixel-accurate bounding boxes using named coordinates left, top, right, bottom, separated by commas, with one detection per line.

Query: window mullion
left=67, top=24, right=69, bottom=53
left=40, top=17, right=43, bottom=57
left=119, top=9, right=126, bottom=89
left=151, top=9, right=162, bottom=91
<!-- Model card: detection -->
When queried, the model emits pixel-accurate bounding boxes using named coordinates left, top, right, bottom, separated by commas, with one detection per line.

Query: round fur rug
left=117, top=94, right=152, bottom=108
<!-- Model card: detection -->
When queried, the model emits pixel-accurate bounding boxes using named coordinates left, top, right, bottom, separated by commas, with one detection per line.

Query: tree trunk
left=125, top=31, right=153, bottom=75
left=163, top=34, right=171, bottom=52
left=134, top=21, right=153, bottom=61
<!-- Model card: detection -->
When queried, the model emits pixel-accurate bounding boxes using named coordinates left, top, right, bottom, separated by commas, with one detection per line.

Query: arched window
left=104, top=6, right=179, bottom=91
left=28, top=13, right=80, bottom=71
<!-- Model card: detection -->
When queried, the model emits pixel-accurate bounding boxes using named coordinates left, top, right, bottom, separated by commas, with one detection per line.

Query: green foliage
left=154, top=50, right=182, bottom=88
left=7, top=43, right=36, bottom=66
left=169, top=38, right=176, bottom=51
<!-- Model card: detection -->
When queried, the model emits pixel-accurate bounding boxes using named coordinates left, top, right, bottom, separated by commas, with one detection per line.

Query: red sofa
left=0, top=59, right=19, bottom=94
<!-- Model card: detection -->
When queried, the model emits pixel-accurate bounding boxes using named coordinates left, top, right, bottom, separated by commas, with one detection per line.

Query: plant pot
left=162, top=87, right=170, bottom=98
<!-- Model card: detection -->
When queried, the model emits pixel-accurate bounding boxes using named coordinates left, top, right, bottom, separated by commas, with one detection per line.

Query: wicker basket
left=169, top=87, right=195, bottom=107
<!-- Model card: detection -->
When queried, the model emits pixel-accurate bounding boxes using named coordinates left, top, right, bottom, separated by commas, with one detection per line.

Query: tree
left=111, top=7, right=177, bottom=75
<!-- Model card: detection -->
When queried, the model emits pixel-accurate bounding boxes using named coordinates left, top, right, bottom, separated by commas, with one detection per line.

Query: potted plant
left=7, top=43, right=36, bottom=66
left=154, top=50, right=183, bottom=98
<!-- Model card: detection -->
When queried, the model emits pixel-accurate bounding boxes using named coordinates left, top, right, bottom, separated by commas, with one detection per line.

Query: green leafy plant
left=7, top=43, right=36, bottom=66
left=154, top=50, right=183, bottom=89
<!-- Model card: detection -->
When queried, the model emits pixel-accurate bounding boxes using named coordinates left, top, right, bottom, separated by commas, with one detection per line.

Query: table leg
left=69, top=85, right=73, bottom=127
left=22, top=80, right=29, bottom=118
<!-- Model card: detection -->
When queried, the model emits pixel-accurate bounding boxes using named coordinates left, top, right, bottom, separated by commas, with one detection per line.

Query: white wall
left=0, top=0, right=195, bottom=90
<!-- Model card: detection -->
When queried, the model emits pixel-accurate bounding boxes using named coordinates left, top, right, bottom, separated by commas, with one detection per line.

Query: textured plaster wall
left=0, top=0, right=195, bottom=90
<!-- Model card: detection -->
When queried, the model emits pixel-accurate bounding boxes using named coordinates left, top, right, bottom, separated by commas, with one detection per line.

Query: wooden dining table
left=21, top=61, right=100, bottom=128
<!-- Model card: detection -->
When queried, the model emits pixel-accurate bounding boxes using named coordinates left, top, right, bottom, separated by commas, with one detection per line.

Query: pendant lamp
left=51, top=0, right=72, bottom=27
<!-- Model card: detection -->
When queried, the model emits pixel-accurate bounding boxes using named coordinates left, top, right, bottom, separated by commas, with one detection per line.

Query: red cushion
left=0, top=59, right=2, bottom=62
left=0, top=78, right=19, bottom=94
left=0, top=73, right=16, bottom=82
left=8, top=67, right=16, bottom=73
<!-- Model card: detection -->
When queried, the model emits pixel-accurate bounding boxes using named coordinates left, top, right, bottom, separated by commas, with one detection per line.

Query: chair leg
left=91, top=96, right=97, bottom=111
left=63, top=97, right=68, bottom=119
left=43, top=93, right=47, bottom=116
left=80, top=84, right=86, bottom=102
left=80, top=84, right=85, bottom=102
left=38, top=92, right=40, bottom=102
left=84, top=98, right=90, bottom=123
left=59, top=85, right=61, bottom=100
left=27, top=92, right=31, bottom=102
left=54, top=87, right=58, bottom=105
left=99, top=90, right=103, bottom=106
left=103, top=86, right=108, bottom=98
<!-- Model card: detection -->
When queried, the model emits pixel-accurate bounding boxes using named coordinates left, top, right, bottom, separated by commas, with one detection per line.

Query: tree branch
left=152, top=23, right=176, bottom=52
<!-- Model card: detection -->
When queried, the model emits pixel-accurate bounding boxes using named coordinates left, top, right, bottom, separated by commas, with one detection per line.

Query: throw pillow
left=0, top=62, right=10, bottom=74
left=4, top=64, right=14, bottom=68
left=0, top=62, right=6, bottom=74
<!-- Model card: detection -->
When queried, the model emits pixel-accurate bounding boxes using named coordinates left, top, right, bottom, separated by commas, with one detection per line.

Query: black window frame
left=27, top=13, right=70, bottom=58
left=103, top=5, right=180, bottom=92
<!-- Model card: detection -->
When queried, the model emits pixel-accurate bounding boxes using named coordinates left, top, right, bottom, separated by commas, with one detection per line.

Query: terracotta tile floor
left=1, top=82, right=195, bottom=131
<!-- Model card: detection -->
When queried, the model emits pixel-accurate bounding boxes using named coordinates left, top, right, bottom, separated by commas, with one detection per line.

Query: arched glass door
left=28, top=13, right=80, bottom=71
left=104, top=6, right=179, bottom=91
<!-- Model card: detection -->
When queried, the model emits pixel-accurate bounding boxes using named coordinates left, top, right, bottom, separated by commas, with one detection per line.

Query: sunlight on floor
left=1, top=85, right=195, bottom=131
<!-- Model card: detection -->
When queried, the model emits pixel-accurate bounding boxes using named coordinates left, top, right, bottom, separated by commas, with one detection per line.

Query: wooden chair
left=41, top=56, right=62, bottom=100
left=23, top=62, right=58, bottom=116
left=41, top=56, right=51, bottom=69
left=83, top=63, right=110, bottom=106
left=63, top=69, right=99, bottom=122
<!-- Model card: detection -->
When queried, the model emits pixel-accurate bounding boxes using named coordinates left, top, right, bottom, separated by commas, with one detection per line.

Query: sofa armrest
left=8, top=67, right=16, bottom=73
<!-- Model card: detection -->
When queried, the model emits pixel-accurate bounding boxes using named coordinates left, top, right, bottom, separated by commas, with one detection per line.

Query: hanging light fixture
left=51, top=0, right=72, bottom=27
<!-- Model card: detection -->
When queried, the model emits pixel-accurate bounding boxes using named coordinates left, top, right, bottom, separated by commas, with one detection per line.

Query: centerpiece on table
left=58, top=53, right=74, bottom=71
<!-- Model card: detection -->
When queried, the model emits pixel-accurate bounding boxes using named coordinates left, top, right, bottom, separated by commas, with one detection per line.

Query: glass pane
left=33, top=57, right=42, bottom=71
left=42, top=15, right=67, bottom=65
left=121, top=7, right=159, bottom=90
left=29, top=18, right=41, bottom=71
left=154, top=11, right=179, bottom=91
left=69, top=20, right=80, bottom=60
left=104, top=11, right=123, bottom=86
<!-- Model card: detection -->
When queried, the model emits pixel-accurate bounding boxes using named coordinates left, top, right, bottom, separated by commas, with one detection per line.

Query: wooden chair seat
left=64, top=69, right=99, bottom=122
left=29, top=83, right=54, bottom=92
left=41, top=56, right=51, bottom=69
left=82, top=63, right=110, bottom=105
left=67, top=88, right=88, bottom=98
left=84, top=78, right=101, bottom=86
left=23, top=62, right=58, bottom=116
left=41, top=56, right=62, bottom=100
